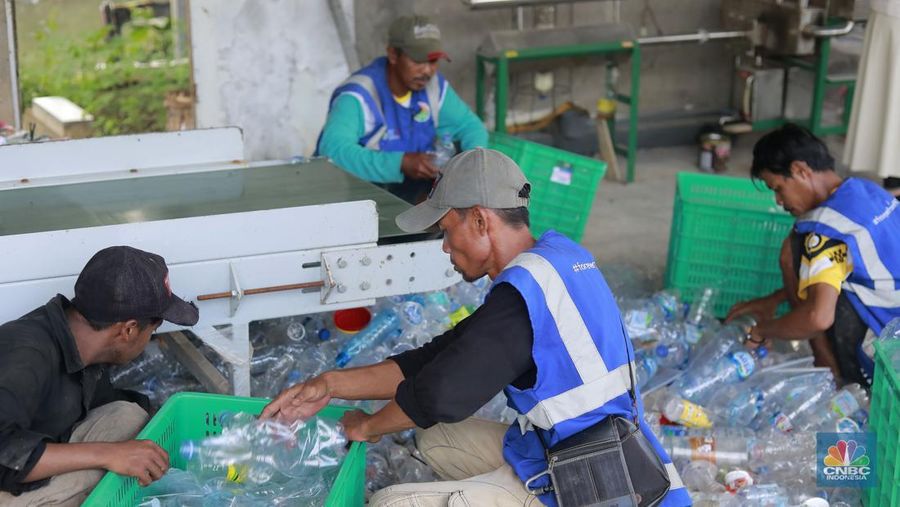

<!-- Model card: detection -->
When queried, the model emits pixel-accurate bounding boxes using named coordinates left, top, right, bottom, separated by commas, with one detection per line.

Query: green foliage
left=19, top=8, right=190, bottom=136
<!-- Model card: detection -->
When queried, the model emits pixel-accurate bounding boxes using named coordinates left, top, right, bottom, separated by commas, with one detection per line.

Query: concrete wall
left=355, top=0, right=735, bottom=126
left=190, top=0, right=736, bottom=160
left=191, top=0, right=354, bottom=161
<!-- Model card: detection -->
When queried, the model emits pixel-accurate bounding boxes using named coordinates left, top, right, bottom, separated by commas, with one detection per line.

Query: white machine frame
left=0, top=128, right=460, bottom=395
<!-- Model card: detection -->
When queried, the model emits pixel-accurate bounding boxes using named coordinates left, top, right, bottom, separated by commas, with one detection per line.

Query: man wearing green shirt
left=317, top=15, right=488, bottom=203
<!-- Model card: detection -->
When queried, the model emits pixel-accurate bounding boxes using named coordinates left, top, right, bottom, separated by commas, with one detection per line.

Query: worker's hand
left=726, top=294, right=780, bottom=324
left=260, top=375, right=332, bottom=423
left=400, top=153, right=440, bottom=180
left=102, top=440, right=169, bottom=487
left=743, top=326, right=770, bottom=351
left=340, top=409, right=381, bottom=443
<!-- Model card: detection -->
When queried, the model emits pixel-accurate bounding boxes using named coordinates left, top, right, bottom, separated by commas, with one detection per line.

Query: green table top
left=0, top=160, right=412, bottom=239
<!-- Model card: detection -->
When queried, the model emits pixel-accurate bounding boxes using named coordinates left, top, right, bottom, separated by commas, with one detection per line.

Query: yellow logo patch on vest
left=805, top=233, right=824, bottom=254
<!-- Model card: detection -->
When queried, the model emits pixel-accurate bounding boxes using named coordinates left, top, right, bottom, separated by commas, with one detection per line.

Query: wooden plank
left=158, top=331, right=230, bottom=394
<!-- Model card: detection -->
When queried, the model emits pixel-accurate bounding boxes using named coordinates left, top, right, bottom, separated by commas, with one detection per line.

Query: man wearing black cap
left=316, top=15, right=487, bottom=203
left=0, top=246, right=199, bottom=506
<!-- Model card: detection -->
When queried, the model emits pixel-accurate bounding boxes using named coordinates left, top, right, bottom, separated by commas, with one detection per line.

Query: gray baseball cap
left=395, top=148, right=530, bottom=233
left=388, top=15, right=450, bottom=63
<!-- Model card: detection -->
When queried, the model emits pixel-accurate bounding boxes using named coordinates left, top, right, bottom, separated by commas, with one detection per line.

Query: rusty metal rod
left=197, top=280, right=325, bottom=301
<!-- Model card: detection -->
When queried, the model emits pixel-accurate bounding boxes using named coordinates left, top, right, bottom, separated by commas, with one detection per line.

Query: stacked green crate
left=665, top=172, right=795, bottom=318
left=488, top=132, right=606, bottom=242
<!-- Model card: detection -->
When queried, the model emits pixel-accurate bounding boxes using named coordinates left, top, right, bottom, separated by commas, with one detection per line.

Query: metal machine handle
left=802, top=19, right=854, bottom=38
left=197, top=280, right=325, bottom=301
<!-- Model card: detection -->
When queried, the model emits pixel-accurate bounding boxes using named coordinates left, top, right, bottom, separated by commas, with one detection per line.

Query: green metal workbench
left=475, top=24, right=641, bottom=183
left=752, top=20, right=858, bottom=136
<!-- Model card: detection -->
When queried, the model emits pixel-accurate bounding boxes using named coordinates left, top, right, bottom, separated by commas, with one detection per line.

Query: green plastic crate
left=866, top=340, right=900, bottom=507
left=83, top=392, right=366, bottom=507
left=664, top=172, right=795, bottom=318
left=488, top=132, right=606, bottom=242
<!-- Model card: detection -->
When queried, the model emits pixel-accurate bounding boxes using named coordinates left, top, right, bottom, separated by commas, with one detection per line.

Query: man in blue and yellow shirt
left=728, top=124, right=900, bottom=386
left=317, top=16, right=487, bottom=203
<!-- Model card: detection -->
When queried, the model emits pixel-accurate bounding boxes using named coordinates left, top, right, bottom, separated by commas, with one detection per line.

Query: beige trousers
left=0, top=401, right=149, bottom=507
left=369, top=418, right=544, bottom=507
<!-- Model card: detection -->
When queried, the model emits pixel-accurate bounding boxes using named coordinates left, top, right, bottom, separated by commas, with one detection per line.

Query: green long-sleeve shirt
left=318, top=83, right=488, bottom=183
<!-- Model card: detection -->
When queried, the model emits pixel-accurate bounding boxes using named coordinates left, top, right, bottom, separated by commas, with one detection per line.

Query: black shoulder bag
left=523, top=327, right=672, bottom=507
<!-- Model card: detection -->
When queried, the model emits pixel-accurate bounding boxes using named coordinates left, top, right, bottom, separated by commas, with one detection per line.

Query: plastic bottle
left=662, top=433, right=749, bottom=466
left=662, top=393, right=713, bottom=428
left=677, top=346, right=765, bottom=405
left=725, top=484, right=789, bottom=507
left=655, top=324, right=690, bottom=368
left=110, top=341, right=168, bottom=387
left=708, top=384, right=763, bottom=427
left=878, top=317, right=900, bottom=340
left=686, top=287, right=718, bottom=327
left=335, top=310, right=403, bottom=367
left=634, top=349, right=659, bottom=390
left=620, top=298, right=667, bottom=342
left=302, top=314, right=332, bottom=342
left=432, top=134, right=456, bottom=168
left=747, top=431, right=816, bottom=471
left=680, top=460, right=725, bottom=493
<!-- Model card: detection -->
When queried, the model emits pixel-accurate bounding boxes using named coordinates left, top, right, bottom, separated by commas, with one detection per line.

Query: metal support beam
left=327, top=0, right=360, bottom=72
left=1, top=0, right=20, bottom=129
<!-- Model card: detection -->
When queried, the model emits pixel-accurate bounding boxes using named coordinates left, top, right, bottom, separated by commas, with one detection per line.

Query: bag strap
left=620, top=321, right=640, bottom=427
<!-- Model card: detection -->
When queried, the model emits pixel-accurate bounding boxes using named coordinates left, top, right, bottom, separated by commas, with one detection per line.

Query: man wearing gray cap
left=316, top=15, right=487, bottom=204
left=264, top=149, right=689, bottom=506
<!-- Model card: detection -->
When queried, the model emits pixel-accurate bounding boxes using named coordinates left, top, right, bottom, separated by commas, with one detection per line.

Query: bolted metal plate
left=320, top=239, right=461, bottom=304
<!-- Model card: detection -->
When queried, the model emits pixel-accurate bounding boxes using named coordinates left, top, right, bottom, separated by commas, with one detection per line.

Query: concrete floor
left=582, top=133, right=860, bottom=291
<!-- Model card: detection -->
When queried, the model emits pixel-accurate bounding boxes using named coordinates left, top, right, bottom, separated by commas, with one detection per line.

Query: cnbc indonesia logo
left=822, top=439, right=870, bottom=481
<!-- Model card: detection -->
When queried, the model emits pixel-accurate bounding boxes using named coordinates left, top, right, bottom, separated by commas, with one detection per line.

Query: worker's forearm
left=755, top=301, right=828, bottom=342
left=363, top=401, right=416, bottom=438
left=23, top=443, right=108, bottom=483
left=769, top=287, right=787, bottom=302
left=323, top=360, right=405, bottom=401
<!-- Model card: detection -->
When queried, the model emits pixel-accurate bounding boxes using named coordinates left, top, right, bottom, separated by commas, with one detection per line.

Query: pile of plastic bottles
left=115, top=276, right=900, bottom=505
left=138, top=412, right=346, bottom=506
left=623, top=288, right=882, bottom=507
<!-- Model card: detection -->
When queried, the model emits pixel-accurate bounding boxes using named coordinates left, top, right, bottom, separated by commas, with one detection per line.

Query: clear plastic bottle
left=680, top=460, right=725, bottom=493
left=110, top=341, right=168, bottom=387
left=686, top=287, right=718, bottom=327
left=620, top=298, right=667, bottom=342
left=432, top=134, right=456, bottom=168
left=725, top=484, right=789, bottom=507
left=634, top=349, right=659, bottom=390
left=655, top=324, right=690, bottom=368
left=335, top=309, right=403, bottom=367
left=662, top=433, right=749, bottom=467
left=879, top=317, right=900, bottom=340
left=677, top=346, right=764, bottom=405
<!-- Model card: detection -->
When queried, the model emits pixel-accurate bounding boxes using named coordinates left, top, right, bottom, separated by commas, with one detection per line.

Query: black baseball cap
left=71, top=246, right=199, bottom=326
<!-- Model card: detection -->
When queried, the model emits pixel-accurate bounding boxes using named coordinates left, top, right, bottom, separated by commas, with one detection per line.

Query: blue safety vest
left=317, top=56, right=446, bottom=154
left=795, top=178, right=900, bottom=376
left=492, top=231, right=691, bottom=507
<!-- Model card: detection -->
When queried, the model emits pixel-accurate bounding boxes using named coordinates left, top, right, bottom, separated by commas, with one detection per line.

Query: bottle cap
left=333, top=307, right=372, bottom=334
left=655, top=344, right=669, bottom=358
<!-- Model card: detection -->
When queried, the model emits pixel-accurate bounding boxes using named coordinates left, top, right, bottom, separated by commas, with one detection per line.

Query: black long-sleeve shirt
left=0, top=295, right=148, bottom=495
left=391, top=282, right=535, bottom=428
